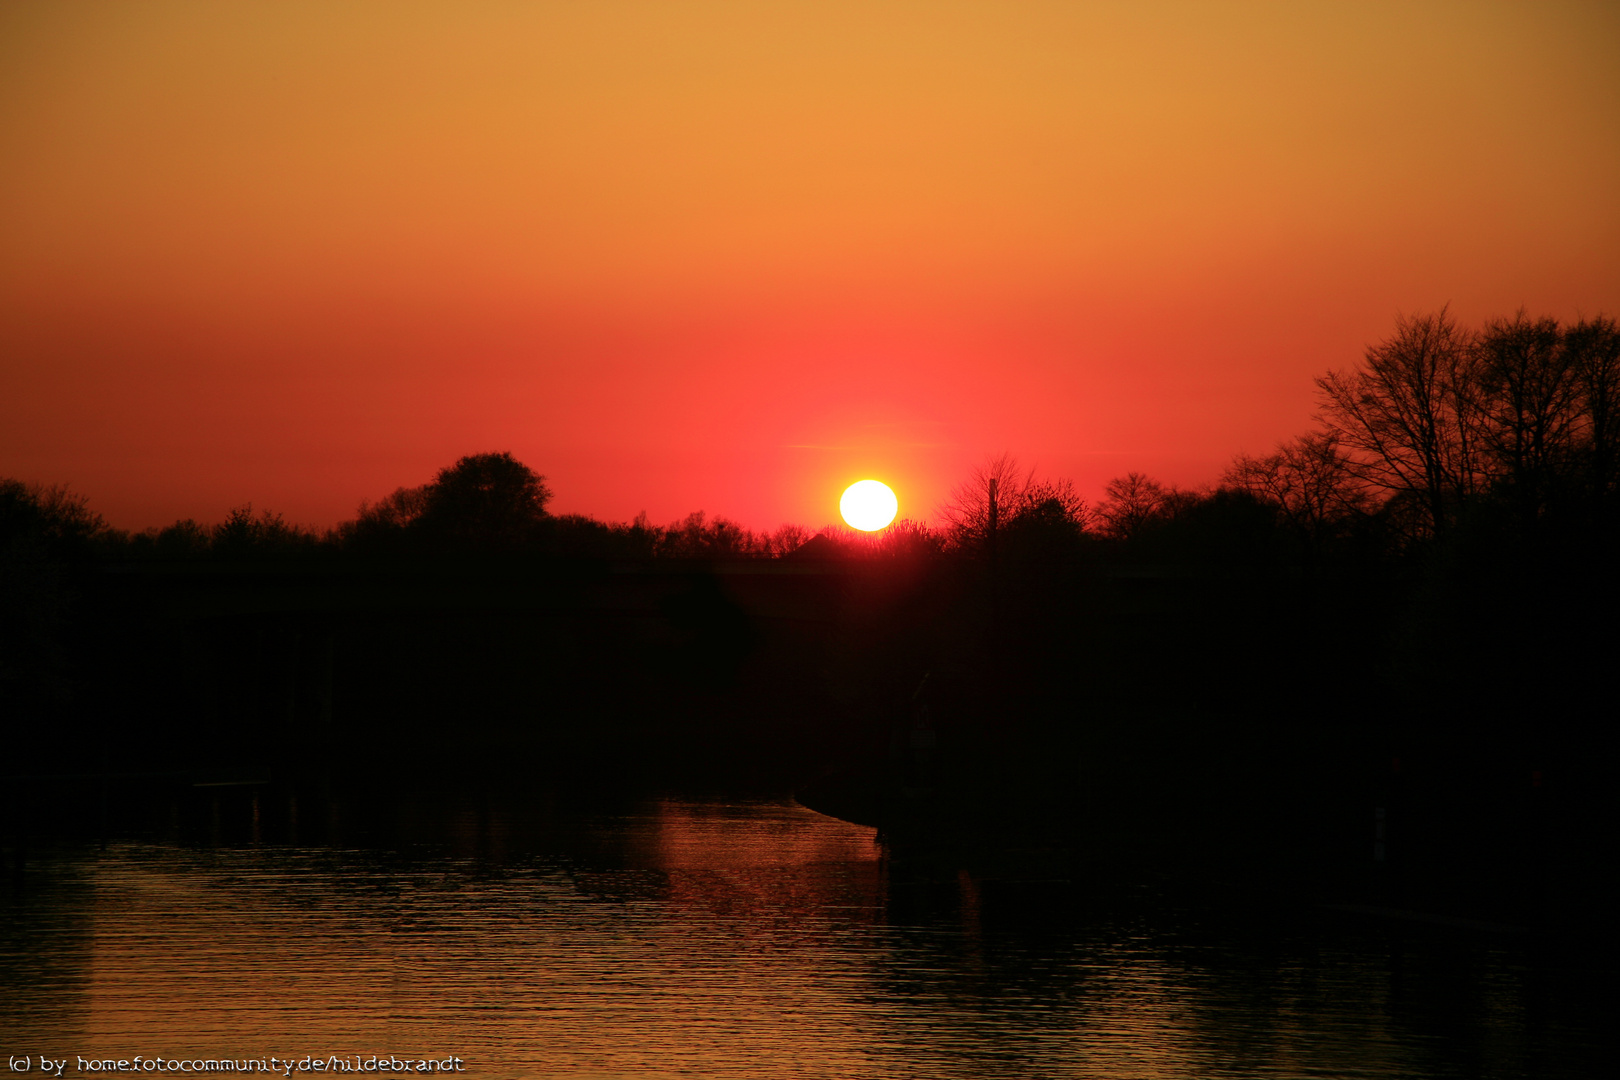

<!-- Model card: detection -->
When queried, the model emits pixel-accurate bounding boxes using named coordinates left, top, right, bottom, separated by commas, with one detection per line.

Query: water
left=0, top=795, right=1605, bottom=1079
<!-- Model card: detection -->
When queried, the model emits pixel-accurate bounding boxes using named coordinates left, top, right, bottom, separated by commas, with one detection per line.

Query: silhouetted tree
left=873, top=519, right=942, bottom=559
left=622, top=511, right=665, bottom=557
left=942, top=454, right=1088, bottom=553
left=148, top=519, right=211, bottom=558
left=0, top=479, right=108, bottom=558
left=536, top=513, right=608, bottom=556
left=1470, top=311, right=1584, bottom=526
left=340, top=484, right=430, bottom=554
left=210, top=504, right=319, bottom=558
left=1311, top=309, right=1620, bottom=544
left=1096, top=472, right=1168, bottom=541
left=415, top=452, right=552, bottom=553
left=657, top=511, right=757, bottom=558
left=940, top=453, right=1029, bottom=552
left=994, top=486, right=1088, bottom=576
left=361, top=484, right=430, bottom=529
left=1225, top=431, right=1371, bottom=556
left=762, top=523, right=812, bottom=557
left=0, top=480, right=108, bottom=716
left=1567, top=316, right=1620, bottom=516
left=1147, top=486, right=1284, bottom=566
left=1022, top=478, right=1091, bottom=529
left=1316, top=309, right=1481, bottom=538
left=809, top=519, right=943, bottom=561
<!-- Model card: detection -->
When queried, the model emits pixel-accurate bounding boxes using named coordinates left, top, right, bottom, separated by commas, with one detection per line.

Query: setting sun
left=839, top=480, right=898, bottom=532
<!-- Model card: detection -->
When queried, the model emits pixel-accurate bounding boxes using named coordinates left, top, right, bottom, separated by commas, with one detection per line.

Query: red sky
left=3, top=1, right=1618, bottom=532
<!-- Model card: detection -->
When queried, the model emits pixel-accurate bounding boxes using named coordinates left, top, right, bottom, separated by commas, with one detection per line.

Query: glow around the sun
left=840, top=480, right=898, bottom=531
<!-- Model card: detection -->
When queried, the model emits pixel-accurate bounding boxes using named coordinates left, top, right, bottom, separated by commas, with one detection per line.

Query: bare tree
left=1567, top=316, right=1620, bottom=511
left=1315, top=308, right=1481, bottom=537
left=1096, top=472, right=1168, bottom=541
left=939, top=453, right=1091, bottom=554
left=1472, top=311, right=1583, bottom=521
left=939, top=453, right=1033, bottom=552
left=867, top=518, right=943, bottom=560
left=1224, top=431, right=1371, bottom=552
left=762, top=523, right=811, bottom=557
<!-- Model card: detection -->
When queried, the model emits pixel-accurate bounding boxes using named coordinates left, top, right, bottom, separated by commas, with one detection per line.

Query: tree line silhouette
left=3, top=309, right=1615, bottom=917
left=6, top=306, right=1616, bottom=770
left=12, top=309, right=1613, bottom=570
left=7, top=307, right=1616, bottom=733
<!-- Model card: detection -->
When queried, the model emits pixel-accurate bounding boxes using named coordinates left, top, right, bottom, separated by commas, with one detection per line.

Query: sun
left=840, top=479, right=898, bottom=532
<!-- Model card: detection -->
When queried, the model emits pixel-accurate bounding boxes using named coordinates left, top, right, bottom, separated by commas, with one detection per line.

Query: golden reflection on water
left=0, top=797, right=1588, bottom=1079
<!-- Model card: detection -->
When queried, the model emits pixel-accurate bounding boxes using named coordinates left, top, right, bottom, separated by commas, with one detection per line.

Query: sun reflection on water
left=0, top=796, right=1598, bottom=1079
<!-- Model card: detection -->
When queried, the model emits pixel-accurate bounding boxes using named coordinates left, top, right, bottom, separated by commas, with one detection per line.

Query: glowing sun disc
left=840, top=480, right=898, bottom=531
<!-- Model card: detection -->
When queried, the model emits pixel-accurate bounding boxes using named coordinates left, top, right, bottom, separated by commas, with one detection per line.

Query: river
left=0, top=793, right=1605, bottom=1079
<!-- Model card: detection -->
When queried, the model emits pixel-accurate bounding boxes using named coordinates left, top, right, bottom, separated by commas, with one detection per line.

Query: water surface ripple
left=0, top=797, right=1602, bottom=1079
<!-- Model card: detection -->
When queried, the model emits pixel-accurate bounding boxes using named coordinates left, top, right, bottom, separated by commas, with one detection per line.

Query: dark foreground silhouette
left=3, top=310, right=1616, bottom=931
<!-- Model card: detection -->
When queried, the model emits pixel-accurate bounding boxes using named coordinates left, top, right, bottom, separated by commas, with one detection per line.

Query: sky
left=3, top=1, right=1618, bottom=533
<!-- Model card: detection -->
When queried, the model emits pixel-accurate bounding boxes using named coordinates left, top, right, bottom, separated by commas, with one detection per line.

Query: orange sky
left=3, top=1, right=1618, bottom=532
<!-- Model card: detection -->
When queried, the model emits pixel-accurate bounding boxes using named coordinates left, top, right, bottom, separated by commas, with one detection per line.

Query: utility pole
left=987, top=478, right=998, bottom=562
left=987, top=477, right=1001, bottom=711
